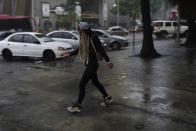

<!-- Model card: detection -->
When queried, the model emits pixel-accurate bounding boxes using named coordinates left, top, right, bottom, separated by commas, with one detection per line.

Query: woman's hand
left=63, top=53, right=70, bottom=61
left=107, top=62, right=113, bottom=69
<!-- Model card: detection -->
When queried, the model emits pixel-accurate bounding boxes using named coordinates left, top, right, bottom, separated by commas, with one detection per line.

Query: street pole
left=11, top=0, right=17, bottom=16
left=75, top=2, right=81, bottom=30
left=117, top=0, right=119, bottom=26
left=0, top=0, right=4, bottom=14
left=31, top=0, right=35, bottom=31
left=31, top=0, right=34, bottom=18
left=176, top=0, right=181, bottom=43
left=132, top=11, right=135, bottom=50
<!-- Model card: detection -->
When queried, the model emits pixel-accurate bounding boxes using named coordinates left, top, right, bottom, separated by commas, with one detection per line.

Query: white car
left=152, top=20, right=188, bottom=39
left=0, top=32, right=74, bottom=61
left=47, top=30, right=79, bottom=50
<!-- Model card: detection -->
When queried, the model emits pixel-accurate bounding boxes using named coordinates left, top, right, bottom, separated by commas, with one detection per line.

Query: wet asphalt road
left=0, top=33, right=196, bottom=131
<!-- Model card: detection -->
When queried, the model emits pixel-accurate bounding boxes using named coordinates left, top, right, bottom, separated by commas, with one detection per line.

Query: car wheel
left=161, top=31, right=168, bottom=39
left=111, top=42, right=121, bottom=50
left=2, top=49, right=13, bottom=61
left=156, top=34, right=162, bottom=39
left=43, top=50, right=56, bottom=61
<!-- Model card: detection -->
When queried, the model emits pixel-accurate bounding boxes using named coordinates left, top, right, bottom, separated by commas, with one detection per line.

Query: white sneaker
left=100, top=96, right=113, bottom=107
left=67, top=102, right=82, bottom=113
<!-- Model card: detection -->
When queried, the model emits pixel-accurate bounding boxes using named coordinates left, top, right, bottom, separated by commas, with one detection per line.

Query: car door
left=165, top=22, right=173, bottom=34
left=23, top=34, right=42, bottom=57
left=7, top=34, right=24, bottom=56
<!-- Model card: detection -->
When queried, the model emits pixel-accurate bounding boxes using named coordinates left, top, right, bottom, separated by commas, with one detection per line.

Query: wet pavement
left=0, top=34, right=196, bottom=131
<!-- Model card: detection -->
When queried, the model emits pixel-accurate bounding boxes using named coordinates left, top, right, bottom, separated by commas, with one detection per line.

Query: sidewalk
left=0, top=38, right=196, bottom=131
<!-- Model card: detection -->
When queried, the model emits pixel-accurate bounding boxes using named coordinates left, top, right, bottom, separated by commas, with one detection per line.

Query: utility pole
left=75, top=2, right=81, bottom=30
left=0, top=0, right=4, bottom=14
left=31, top=0, right=34, bottom=18
left=176, top=0, right=181, bottom=43
left=31, top=0, right=36, bottom=32
left=117, top=0, right=119, bottom=26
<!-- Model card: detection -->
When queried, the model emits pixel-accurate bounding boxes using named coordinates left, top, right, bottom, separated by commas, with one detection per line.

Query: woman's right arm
left=69, top=48, right=79, bottom=56
left=63, top=48, right=79, bottom=61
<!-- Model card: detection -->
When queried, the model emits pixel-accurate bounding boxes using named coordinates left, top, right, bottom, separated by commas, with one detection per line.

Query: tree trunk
left=185, top=19, right=196, bottom=47
left=140, top=0, right=161, bottom=58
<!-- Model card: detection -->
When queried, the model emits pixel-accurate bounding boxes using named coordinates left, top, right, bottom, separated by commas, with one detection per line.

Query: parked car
left=0, top=31, right=15, bottom=41
left=152, top=20, right=188, bottom=39
left=46, top=30, right=79, bottom=50
left=53, top=30, right=105, bottom=49
left=107, top=26, right=129, bottom=36
left=92, top=29, right=129, bottom=50
left=0, top=32, right=73, bottom=61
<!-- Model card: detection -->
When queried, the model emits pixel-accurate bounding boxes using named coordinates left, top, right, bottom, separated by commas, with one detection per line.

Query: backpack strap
left=90, top=38, right=98, bottom=57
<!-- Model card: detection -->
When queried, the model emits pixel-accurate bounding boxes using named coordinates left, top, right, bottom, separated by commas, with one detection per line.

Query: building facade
left=80, top=0, right=130, bottom=28
left=0, top=0, right=130, bottom=31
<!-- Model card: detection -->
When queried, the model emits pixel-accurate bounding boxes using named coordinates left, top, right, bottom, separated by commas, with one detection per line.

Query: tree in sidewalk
left=178, top=0, right=196, bottom=47
left=168, top=0, right=196, bottom=47
left=110, top=0, right=166, bottom=19
left=185, top=19, right=196, bottom=47
left=140, top=0, right=161, bottom=58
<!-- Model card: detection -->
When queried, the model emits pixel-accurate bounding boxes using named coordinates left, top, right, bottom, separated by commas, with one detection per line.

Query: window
left=165, top=22, right=171, bottom=27
left=8, top=34, right=23, bottom=42
left=154, top=22, right=163, bottom=27
left=0, top=32, right=13, bottom=40
left=94, top=31, right=104, bottom=36
left=173, top=22, right=177, bottom=27
left=63, top=32, right=75, bottom=39
left=118, top=28, right=123, bottom=31
left=24, top=35, right=40, bottom=44
left=49, top=32, right=63, bottom=38
left=111, top=28, right=119, bottom=31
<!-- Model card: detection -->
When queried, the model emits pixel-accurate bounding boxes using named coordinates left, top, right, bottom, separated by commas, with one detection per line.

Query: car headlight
left=58, top=47, right=66, bottom=51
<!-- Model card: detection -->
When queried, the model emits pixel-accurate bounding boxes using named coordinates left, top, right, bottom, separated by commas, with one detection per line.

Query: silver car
left=92, top=29, right=129, bottom=50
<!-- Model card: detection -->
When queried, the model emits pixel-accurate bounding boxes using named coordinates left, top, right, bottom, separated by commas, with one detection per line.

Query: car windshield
left=71, top=31, right=79, bottom=37
left=99, top=30, right=111, bottom=36
left=153, top=22, right=163, bottom=27
left=35, top=34, right=54, bottom=42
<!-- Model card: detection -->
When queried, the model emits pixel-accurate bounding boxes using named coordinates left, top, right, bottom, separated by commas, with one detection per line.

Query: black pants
left=77, top=67, right=108, bottom=104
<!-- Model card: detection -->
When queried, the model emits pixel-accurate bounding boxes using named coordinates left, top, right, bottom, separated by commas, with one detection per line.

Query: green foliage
left=110, top=0, right=172, bottom=18
left=150, top=0, right=161, bottom=13
left=56, top=0, right=79, bottom=29
left=110, top=0, right=140, bottom=17
left=167, top=0, right=178, bottom=5
left=56, top=11, right=76, bottom=29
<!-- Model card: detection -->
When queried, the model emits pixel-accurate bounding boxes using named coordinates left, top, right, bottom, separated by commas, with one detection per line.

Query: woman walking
left=64, top=22, right=113, bottom=113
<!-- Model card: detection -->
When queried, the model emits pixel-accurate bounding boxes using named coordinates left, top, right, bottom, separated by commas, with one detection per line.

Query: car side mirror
left=71, top=37, right=78, bottom=40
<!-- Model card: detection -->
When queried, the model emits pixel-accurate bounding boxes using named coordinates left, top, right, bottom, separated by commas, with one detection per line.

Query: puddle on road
left=30, top=65, right=51, bottom=71
left=134, top=123, right=145, bottom=130
left=6, top=71, right=14, bottom=74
